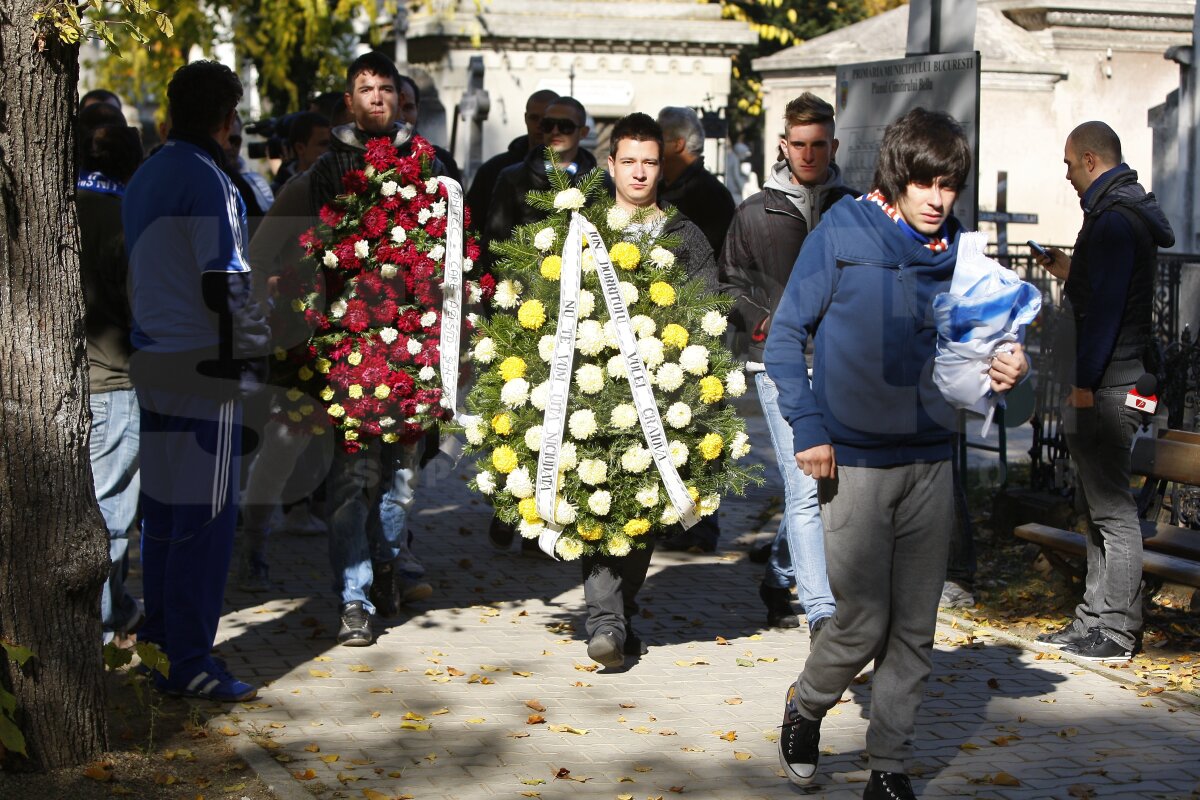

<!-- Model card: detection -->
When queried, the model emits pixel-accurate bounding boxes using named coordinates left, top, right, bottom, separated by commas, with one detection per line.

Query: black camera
left=245, top=113, right=299, bottom=161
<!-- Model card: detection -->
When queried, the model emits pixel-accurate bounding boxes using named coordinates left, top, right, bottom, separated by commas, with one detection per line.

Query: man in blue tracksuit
left=767, top=109, right=1028, bottom=800
left=124, top=61, right=270, bottom=702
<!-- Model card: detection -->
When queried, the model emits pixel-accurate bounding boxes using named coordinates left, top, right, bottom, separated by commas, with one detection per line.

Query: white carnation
left=568, top=409, right=597, bottom=440
left=475, top=470, right=496, bottom=495
left=530, top=381, right=550, bottom=410
left=419, top=366, right=436, bottom=381
left=467, top=282, right=482, bottom=303
left=464, top=257, right=474, bottom=273
left=555, top=537, right=584, bottom=561
left=621, top=445, right=652, bottom=473
left=699, top=494, right=721, bottom=517
left=637, top=337, right=665, bottom=368
left=390, top=226, right=407, bottom=243
left=505, top=467, right=534, bottom=498
left=539, top=334, right=557, bottom=363
left=322, top=250, right=338, bottom=268
left=330, top=299, right=347, bottom=319
left=407, top=338, right=423, bottom=355
left=575, top=364, right=604, bottom=394
left=533, top=227, right=556, bottom=251
left=665, top=402, right=692, bottom=429
left=630, top=315, right=657, bottom=339
left=588, top=489, right=612, bottom=516
left=606, top=206, right=632, bottom=231
left=610, top=403, right=638, bottom=430
left=668, top=439, right=689, bottom=467
left=500, top=378, right=530, bottom=408
left=679, top=344, right=710, bottom=376
left=425, top=177, right=440, bottom=194
left=558, top=441, right=578, bottom=471
left=635, top=484, right=660, bottom=508
left=464, top=418, right=486, bottom=445
left=379, top=327, right=399, bottom=345
left=701, top=310, right=728, bottom=336
left=431, top=199, right=447, bottom=218
left=578, top=290, right=596, bottom=319
left=417, top=208, right=432, bottom=225
left=517, top=519, right=545, bottom=539
left=379, top=416, right=395, bottom=428
left=524, top=425, right=543, bottom=451
left=725, top=369, right=747, bottom=397
left=400, top=184, right=418, bottom=200
left=427, top=244, right=445, bottom=262
left=619, top=281, right=639, bottom=306
left=381, top=264, right=398, bottom=279
left=577, top=458, right=608, bottom=486
left=472, top=337, right=497, bottom=363
left=553, top=187, right=586, bottom=210
left=655, top=362, right=684, bottom=392
left=606, top=534, right=632, bottom=557
left=730, top=431, right=751, bottom=460
left=649, top=246, right=675, bottom=269
left=420, top=311, right=438, bottom=327
left=494, top=279, right=523, bottom=309
left=606, top=355, right=627, bottom=379
left=380, top=180, right=398, bottom=197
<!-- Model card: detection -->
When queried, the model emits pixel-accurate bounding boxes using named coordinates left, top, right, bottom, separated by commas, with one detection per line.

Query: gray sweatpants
left=793, top=461, right=952, bottom=774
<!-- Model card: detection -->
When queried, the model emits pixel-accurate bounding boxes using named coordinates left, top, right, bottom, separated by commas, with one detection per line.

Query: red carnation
left=319, top=204, right=346, bottom=228
left=342, top=299, right=371, bottom=332
left=466, top=239, right=481, bottom=261
left=342, top=169, right=369, bottom=194
left=425, top=217, right=447, bottom=238
left=371, top=299, right=399, bottom=325
left=479, top=272, right=496, bottom=299
left=397, top=158, right=421, bottom=183
left=362, top=207, right=389, bottom=239
left=396, top=309, right=422, bottom=332
left=364, top=137, right=400, bottom=171
left=298, top=229, right=323, bottom=253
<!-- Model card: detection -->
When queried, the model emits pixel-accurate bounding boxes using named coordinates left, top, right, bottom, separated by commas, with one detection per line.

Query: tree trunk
left=0, top=1, right=110, bottom=770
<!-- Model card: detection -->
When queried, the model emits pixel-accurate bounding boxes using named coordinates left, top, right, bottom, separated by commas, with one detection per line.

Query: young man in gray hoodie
left=719, top=93, right=856, bottom=635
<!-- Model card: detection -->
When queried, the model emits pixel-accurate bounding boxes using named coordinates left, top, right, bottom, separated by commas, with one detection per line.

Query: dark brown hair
left=872, top=107, right=970, bottom=202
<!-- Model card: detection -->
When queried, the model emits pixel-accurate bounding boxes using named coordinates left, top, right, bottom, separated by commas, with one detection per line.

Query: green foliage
left=34, top=0, right=172, bottom=54
left=0, top=642, right=35, bottom=758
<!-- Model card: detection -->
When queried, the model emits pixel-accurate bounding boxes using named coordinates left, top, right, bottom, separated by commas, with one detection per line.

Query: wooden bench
left=1014, top=431, right=1200, bottom=589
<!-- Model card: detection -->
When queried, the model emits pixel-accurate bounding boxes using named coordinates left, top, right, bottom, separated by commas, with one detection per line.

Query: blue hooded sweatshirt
left=764, top=195, right=961, bottom=468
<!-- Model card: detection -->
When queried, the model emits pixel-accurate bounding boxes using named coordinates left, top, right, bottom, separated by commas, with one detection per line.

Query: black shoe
left=587, top=630, right=624, bottom=669
left=623, top=623, right=648, bottom=656
left=759, top=583, right=800, bottom=629
left=778, top=684, right=821, bottom=786
left=748, top=542, right=772, bottom=563
left=488, top=516, right=515, bottom=550
left=368, top=561, right=401, bottom=617
left=863, top=770, right=916, bottom=800
left=1061, top=627, right=1133, bottom=663
left=808, top=616, right=828, bottom=644
left=1036, top=620, right=1085, bottom=648
left=337, top=601, right=372, bottom=647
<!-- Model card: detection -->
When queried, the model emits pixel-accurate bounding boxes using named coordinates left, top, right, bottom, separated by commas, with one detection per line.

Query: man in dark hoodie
left=767, top=108, right=1028, bottom=800
left=1037, top=122, right=1174, bottom=663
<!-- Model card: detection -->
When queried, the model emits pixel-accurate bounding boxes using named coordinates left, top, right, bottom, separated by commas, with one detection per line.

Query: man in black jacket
left=719, top=93, right=855, bottom=635
left=656, top=105, right=735, bottom=258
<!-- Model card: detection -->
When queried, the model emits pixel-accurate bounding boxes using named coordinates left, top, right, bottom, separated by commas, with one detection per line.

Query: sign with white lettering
left=835, top=51, right=981, bottom=229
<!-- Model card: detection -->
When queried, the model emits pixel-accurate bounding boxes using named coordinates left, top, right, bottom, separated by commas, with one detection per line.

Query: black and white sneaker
left=337, top=601, right=373, bottom=647
left=587, top=630, right=624, bottom=669
left=863, top=770, right=916, bottom=800
left=1036, top=621, right=1085, bottom=648
left=778, top=684, right=821, bottom=785
left=1061, top=627, right=1133, bottom=663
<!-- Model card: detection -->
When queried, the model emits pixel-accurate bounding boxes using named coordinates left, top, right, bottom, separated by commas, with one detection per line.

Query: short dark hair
left=78, top=101, right=127, bottom=136
left=872, top=107, right=970, bottom=203
left=167, top=61, right=243, bottom=136
left=287, top=111, right=331, bottom=148
left=310, top=92, right=344, bottom=120
left=783, top=92, right=834, bottom=130
left=346, top=52, right=401, bottom=94
left=547, top=96, right=587, bottom=125
left=80, top=88, right=121, bottom=109
left=81, top=124, right=144, bottom=184
left=1068, top=121, right=1122, bottom=165
left=609, top=112, right=663, bottom=158
left=396, top=74, right=420, bottom=105
left=526, top=89, right=559, bottom=110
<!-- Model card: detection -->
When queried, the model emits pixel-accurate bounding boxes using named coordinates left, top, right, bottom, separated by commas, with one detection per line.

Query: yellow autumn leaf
left=368, top=686, right=393, bottom=694
left=521, top=778, right=546, bottom=785
left=216, top=725, right=239, bottom=736
left=348, top=664, right=373, bottom=673
left=309, top=669, right=333, bottom=678
left=431, top=708, right=450, bottom=715
left=313, top=655, right=332, bottom=662
left=84, top=762, right=114, bottom=782
left=547, top=724, right=588, bottom=734
left=733, top=751, right=752, bottom=760
left=403, top=711, right=425, bottom=720
left=400, top=721, right=431, bottom=731
left=466, top=717, right=486, bottom=724
left=993, top=772, right=1021, bottom=786
left=292, top=769, right=318, bottom=780
left=719, top=731, right=737, bottom=742
left=304, top=743, right=320, bottom=752
left=362, top=789, right=395, bottom=800
left=320, top=754, right=340, bottom=763
left=336, top=770, right=362, bottom=783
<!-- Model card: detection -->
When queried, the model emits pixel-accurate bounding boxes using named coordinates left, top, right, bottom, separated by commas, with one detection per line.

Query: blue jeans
left=91, top=389, right=141, bottom=641
left=328, top=440, right=422, bottom=611
left=756, top=372, right=835, bottom=623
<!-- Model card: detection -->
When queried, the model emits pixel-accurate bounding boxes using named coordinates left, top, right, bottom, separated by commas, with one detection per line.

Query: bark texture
left=0, top=0, right=110, bottom=770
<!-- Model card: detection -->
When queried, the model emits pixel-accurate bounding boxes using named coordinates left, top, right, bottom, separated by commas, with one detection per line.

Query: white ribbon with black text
left=437, top=176, right=465, bottom=419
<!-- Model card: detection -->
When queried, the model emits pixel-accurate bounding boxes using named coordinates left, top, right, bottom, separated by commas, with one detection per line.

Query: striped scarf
left=862, top=189, right=950, bottom=253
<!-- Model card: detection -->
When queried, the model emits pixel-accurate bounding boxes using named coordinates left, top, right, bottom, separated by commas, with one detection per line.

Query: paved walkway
left=208, top=402, right=1200, bottom=800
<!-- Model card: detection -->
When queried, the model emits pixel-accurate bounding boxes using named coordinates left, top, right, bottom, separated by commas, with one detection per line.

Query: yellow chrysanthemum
left=273, top=347, right=287, bottom=361
left=698, top=432, right=724, bottom=461
left=624, top=518, right=651, bottom=537
left=492, top=445, right=519, bottom=474
left=297, top=365, right=314, bottom=381
left=312, top=425, right=327, bottom=435
left=348, top=384, right=364, bottom=399
left=518, top=497, right=541, bottom=523
left=518, top=299, right=546, bottom=329
left=578, top=524, right=604, bottom=541
left=287, top=411, right=302, bottom=422
left=498, top=356, right=527, bottom=381
left=649, top=281, right=676, bottom=307
left=345, top=430, right=359, bottom=441
left=491, top=412, right=513, bottom=436
left=347, top=351, right=363, bottom=366
left=609, top=241, right=641, bottom=270
left=320, top=386, right=335, bottom=402
left=698, top=375, right=724, bottom=404
left=661, top=323, right=689, bottom=350
left=382, top=432, right=398, bottom=443
left=540, top=255, right=563, bottom=280
left=291, top=298, right=305, bottom=312
left=299, top=404, right=314, bottom=415
left=316, top=358, right=332, bottom=374
left=328, top=404, right=345, bottom=418
left=374, top=384, right=391, bottom=399
left=344, top=417, right=360, bottom=428
left=286, top=388, right=303, bottom=402
left=688, top=486, right=700, bottom=502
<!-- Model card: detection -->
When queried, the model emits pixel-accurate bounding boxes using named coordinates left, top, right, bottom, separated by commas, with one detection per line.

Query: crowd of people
left=74, top=46, right=1166, bottom=800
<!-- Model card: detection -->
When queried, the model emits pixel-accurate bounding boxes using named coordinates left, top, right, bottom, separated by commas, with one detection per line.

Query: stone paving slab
left=205, top=404, right=1200, bottom=800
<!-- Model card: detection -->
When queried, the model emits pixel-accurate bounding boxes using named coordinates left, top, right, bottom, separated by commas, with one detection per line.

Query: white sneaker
left=939, top=580, right=976, bottom=609
left=280, top=505, right=327, bottom=536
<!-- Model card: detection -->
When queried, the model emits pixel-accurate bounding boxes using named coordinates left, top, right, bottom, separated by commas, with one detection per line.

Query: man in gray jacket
left=719, top=93, right=855, bottom=634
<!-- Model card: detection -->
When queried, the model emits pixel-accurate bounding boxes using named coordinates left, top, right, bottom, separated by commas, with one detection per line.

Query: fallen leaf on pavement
left=526, top=714, right=546, bottom=725
left=547, top=724, right=588, bottom=735
left=525, top=699, right=546, bottom=712
left=304, top=743, right=320, bottom=752
left=348, top=664, right=373, bottom=673
left=309, top=669, right=333, bottom=678
left=292, top=769, right=317, bottom=781
left=84, top=762, right=114, bottom=782
left=733, top=751, right=752, bottom=760
left=320, top=754, right=340, bottom=763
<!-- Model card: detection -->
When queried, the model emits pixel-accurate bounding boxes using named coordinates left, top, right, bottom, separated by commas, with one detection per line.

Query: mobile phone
left=1027, top=240, right=1050, bottom=261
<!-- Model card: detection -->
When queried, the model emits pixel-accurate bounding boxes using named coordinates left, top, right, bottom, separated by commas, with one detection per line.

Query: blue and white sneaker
left=163, top=663, right=258, bottom=702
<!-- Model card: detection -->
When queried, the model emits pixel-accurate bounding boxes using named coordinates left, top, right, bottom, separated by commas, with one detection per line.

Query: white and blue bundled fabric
left=932, top=232, right=1041, bottom=436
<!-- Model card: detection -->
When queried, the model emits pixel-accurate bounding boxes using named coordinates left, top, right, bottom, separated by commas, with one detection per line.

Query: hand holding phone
left=1027, top=240, right=1050, bottom=261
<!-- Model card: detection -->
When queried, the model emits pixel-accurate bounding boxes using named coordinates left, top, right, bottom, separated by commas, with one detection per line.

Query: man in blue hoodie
left=766, top=108, right=1028, bottom=800
left=1037, top=122, right=1174, bottom=663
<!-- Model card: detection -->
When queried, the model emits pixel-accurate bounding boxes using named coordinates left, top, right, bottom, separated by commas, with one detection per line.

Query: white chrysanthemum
left=473, top=337, right=497, bottom=363
left=555, top=537, right=584, bottom=561
left=660, top=504, right=681, bottom=525
left=648, top=246, right=675, bottom=269
left=668, top=439, right=688, bottom=468
left=610, top=403, right=638, bottom=430
left=637, top=337, right=665, bottom=368
left=379, top=416, right=395, bottom=428
left=576, top=320, right=605, bottom=356
left=518, top=519, right=545, bottom=539
left=588, top=489, right=612, bottom=516
left=417, top=207, right=432, bottom=225
left=467, top=282, right=483, bottom=304
left=607, top=534, right=632, bottom=557
left=475, top=470, right=496, bottom=495
left=582, top=250, right=596, bottom=273
left=530, top=381, right=550, bottom=410
left=602, top=321, right=620, bottom=350
left=701, top=310, right=728, bottom=336
left=533, top=227, right=557, bottom=251
left=726, top=369, right=747, bottom=397
left=390, top=226, right=406, bottom=244
left=568, top=409, right=597, bottom=440
left=379, top=327, right=399, bottom=345
left=635, top=484, right=660, bottom=508
left=699, top=494, right=721, bottom=517
left=494, top=278, right=523, bottom=309
left=322, top=250, right=338, bottom=268
left=431, top=199, right=447, bottom=218
left=464, top=417, right=486, bottom=445
left=655, top=362, right=685, bottom=392
left=578, top=290, right=596, bottom=319
left=330, top=299, right=347, bottom=318
left=420, top=311, right=437, bottom=327
left=554, top=497, right=578, bottom=525
left=679, top=344, right=710, bottom=376
left=419, top=366, right=436, bottom=381
left=500, top=378, right=530, bottom=408
left=665, top=402, right=692, bottom=429
left=553, top=187, right=586, bottom=210
left=630, top=315, right=657, bottom=339
left=619, top=281, right=639, bottom=306
left=558, top=441, right=578, bottom=471
left=539, top=334, right=557, bottom=363
left=621, top=445, right=652, bottom=473
left=464, top=257, right=474, bottom=273
left=400, top=184, right=417, bottom=200
left=423, top=177, right=438, bottom=194
left=381, top=264, right=398, bottom=279
left=407, top=338, right=423, bottom=355
left=427, top=244, right=445, bottom=262
left=524, top=425, right=544, bottom=451
left=730, top=431, right=751, bottom=460
left=577, top=458, right=608, bottom=486
left=505, top=467, right=534, bottom=499
left=606, top=355, right=627, bottom=379
left=606, top=206, right=631, bottom=231
left=380, top=180, right=398, bottom=197
left=575, top=364, right=604, bottom=394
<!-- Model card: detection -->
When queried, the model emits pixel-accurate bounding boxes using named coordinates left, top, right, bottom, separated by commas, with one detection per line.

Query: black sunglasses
left=539, top=117, right=579, bottom=135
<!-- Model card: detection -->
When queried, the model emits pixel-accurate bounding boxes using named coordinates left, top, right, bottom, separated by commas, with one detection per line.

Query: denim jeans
left=1064, top=384, right=1143, bottom=649
left=755, top=372, right=835, bottom=623
left=328, top=439, right=422, bottom=611
left=90, top=389, right=141, bottom=641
